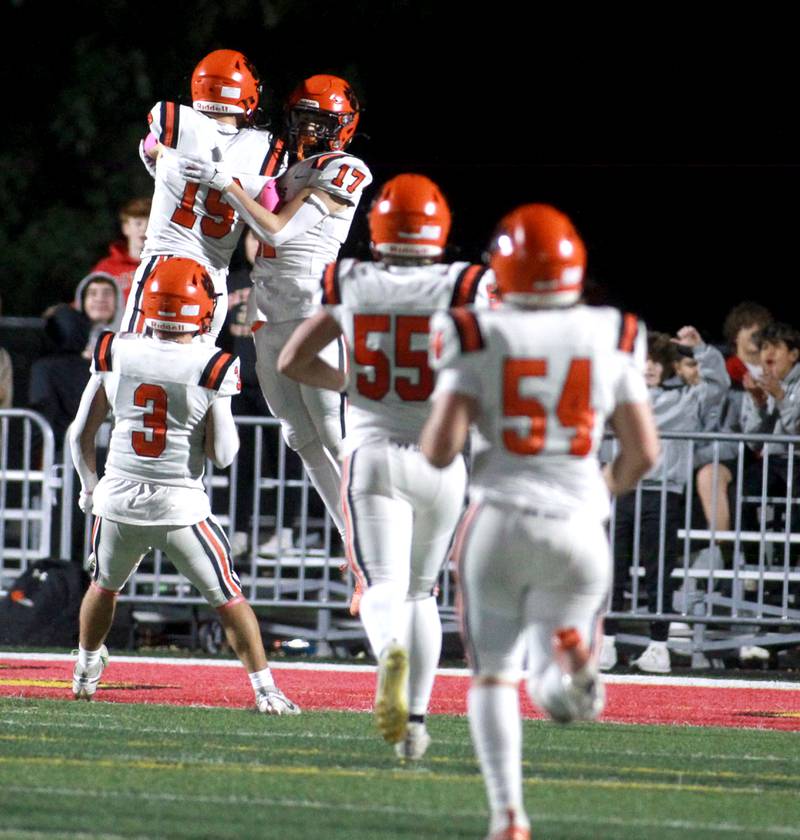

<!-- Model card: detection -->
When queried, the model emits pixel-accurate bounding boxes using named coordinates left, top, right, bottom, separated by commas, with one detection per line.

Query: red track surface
left=1, top=655, right=799, bottom=730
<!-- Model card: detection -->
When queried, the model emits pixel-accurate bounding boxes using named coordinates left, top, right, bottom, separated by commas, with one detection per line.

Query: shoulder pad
left=199, top=350, right=237, bottom=391
left=450, top=263, right=492, bottom=307
left=617, top=311, right=641, bottom=354
left=448, top=308, right=485, bottom=353
left=309, top=153, right=372, bottom=202
left=92, top=331, right=115, bottom=373
left=148, top=101, right=184, bottom=149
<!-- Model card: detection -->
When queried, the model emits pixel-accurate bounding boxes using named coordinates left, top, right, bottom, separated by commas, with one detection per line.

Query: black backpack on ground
left=0, top=559, right=89, bottom=647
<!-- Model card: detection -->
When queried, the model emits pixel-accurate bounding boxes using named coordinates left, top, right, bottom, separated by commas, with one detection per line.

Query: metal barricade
left=52, top=417, right=800, bottom=663
left=606, top=430, right=800, bottom=664
left=0, top=410, right=58, bottom=593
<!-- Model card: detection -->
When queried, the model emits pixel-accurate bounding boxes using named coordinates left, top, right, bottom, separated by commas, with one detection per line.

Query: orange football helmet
left=285, top=74, right=360, bottom=159
left=488, top=204, right=586, bottom=306
left=369, top=174, right=451, bottom=259
left=142, top=258, right=217, bottom=334
left=191, top=49, right=261, bottom=123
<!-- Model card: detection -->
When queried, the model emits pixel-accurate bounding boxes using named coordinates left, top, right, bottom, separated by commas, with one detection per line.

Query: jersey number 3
left=503, top=358, right=594, bottom=456
left=131, top=384, right=168, bottom=457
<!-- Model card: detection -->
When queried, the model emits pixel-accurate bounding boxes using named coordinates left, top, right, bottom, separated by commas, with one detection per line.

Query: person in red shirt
left=90, top=197, right=151, bottom=304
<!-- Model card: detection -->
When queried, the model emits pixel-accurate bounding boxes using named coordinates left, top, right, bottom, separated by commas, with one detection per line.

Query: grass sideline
left=1, top=698, right=799, bottom=839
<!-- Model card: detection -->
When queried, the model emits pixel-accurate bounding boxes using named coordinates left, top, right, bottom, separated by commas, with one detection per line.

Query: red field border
left=1, top=652, right=799, bottom=730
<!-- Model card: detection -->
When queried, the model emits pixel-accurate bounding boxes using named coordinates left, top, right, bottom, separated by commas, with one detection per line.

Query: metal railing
left=3, top=408, right=800, bottom=663
left=0, top=410, right=58, bottom=591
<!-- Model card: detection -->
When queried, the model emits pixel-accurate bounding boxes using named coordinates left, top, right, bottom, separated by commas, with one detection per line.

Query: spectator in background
left=73, top=272, right=123, bottom=357
left=740, top=322, right=800, bottom=536
left=693, top=301, right=772, bottom=546
left=28, top=304, right=91, bottom=458
left=0, top=294, right=12, bottom=409
left=603, top=327, right=729, bottom=674
left=90, top=197, right=151, bottom=305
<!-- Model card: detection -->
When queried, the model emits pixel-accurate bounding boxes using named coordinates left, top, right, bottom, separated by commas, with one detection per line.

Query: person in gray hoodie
left=602, top=326, right=729, bottom=673
left=739, top=322, right=800, bottom=537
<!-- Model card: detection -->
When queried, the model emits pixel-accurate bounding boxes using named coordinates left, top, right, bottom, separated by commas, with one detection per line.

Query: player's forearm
left=280, top=354, right=347, bottom=392
left=206, top=399, right=240, bottom=469
left=604, top=401, right=660, bottom=495
left=420, top=392, right=474, bottom=469
left=69, top=376, right=108, bottom=492
left=226, top=186, right=327, bottom=246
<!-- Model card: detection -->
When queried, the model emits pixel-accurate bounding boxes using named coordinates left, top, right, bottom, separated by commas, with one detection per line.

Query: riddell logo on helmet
left=296, top=98, right=320, bottom=109
left=194, top=101, right=239, bottom=114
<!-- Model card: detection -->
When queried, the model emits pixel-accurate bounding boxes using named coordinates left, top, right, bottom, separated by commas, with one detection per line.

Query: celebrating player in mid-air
left=124, top=48, right=283, bottom=340
left=420, top=204, right=659, bottom=840
left=69, top=257, right=299, bottom=715
left=275, top=173, right=493, bottom=759
left=179, top=74, right=372, bottom=553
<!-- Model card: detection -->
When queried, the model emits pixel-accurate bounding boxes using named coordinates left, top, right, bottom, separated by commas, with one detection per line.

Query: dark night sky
left=6, top=3, right=798, bottom=343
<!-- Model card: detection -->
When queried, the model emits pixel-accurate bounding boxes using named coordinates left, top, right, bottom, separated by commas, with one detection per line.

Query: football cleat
left=255, top=685, right=301, bottom=716
left=374, top=641, right=409, bottom=744
left=71, top=645, right=109, bottom=700
left=394, top=721, right=431, bottom=761
left=551, top=627, right=605, bottom=723
left=485, top=810, right=531, bottom=840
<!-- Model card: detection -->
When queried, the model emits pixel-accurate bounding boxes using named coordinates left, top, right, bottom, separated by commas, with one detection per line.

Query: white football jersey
left=324, top=258, right=494, bottom=452
left=143, top=102, right=279, bottom=270
left=91, top=331, right=240, bottom=490
left=250, top=151, right=373, bottom=322
left=430, top=305, right=648, bottom=520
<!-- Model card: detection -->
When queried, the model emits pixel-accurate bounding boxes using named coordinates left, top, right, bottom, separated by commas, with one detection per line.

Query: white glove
left=179, top=154, right=233, bottom=191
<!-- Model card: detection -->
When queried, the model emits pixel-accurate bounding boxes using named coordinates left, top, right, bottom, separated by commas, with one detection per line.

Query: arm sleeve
left=224, top=191, right=329, bottom=247
left=208, top=398, right=240, bottom=469
left=68, top=375, right=104, bottom=493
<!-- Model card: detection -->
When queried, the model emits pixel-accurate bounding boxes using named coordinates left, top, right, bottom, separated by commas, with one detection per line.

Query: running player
left=420, top=204, right=659, bottom=839
left=124, top=49, right=283, bottom=340
left=275, top=174, right=493, bottom=759
left=179, top=74, right=371, bottom=548
left=69, top=257, right=299, bottom=715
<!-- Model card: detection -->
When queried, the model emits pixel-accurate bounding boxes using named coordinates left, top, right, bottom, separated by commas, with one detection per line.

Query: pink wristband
left=258, top=179, right=280, bottom=211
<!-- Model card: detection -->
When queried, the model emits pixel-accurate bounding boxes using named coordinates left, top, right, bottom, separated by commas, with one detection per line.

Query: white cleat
left=72, top=645, right=109, bottom=700
left=394, top=721, right=431, bottom=761
left=255, top=686, right=301, bottom=715
left=374, top=641, right=409, bottom=744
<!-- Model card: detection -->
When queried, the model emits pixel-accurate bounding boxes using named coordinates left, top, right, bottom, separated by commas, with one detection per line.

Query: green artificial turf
left=0, top=698, right=799, bottom=839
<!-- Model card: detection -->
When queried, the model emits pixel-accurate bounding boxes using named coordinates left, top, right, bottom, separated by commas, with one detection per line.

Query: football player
left=68, top=257, right=299, bottom=715
left=178, top=74, right=372, bottom=551
left=123, top=49, right=284, bottom=341
left=275, top=174, right=493, bottom=759
left=419, top=205, right=659, bottom=840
